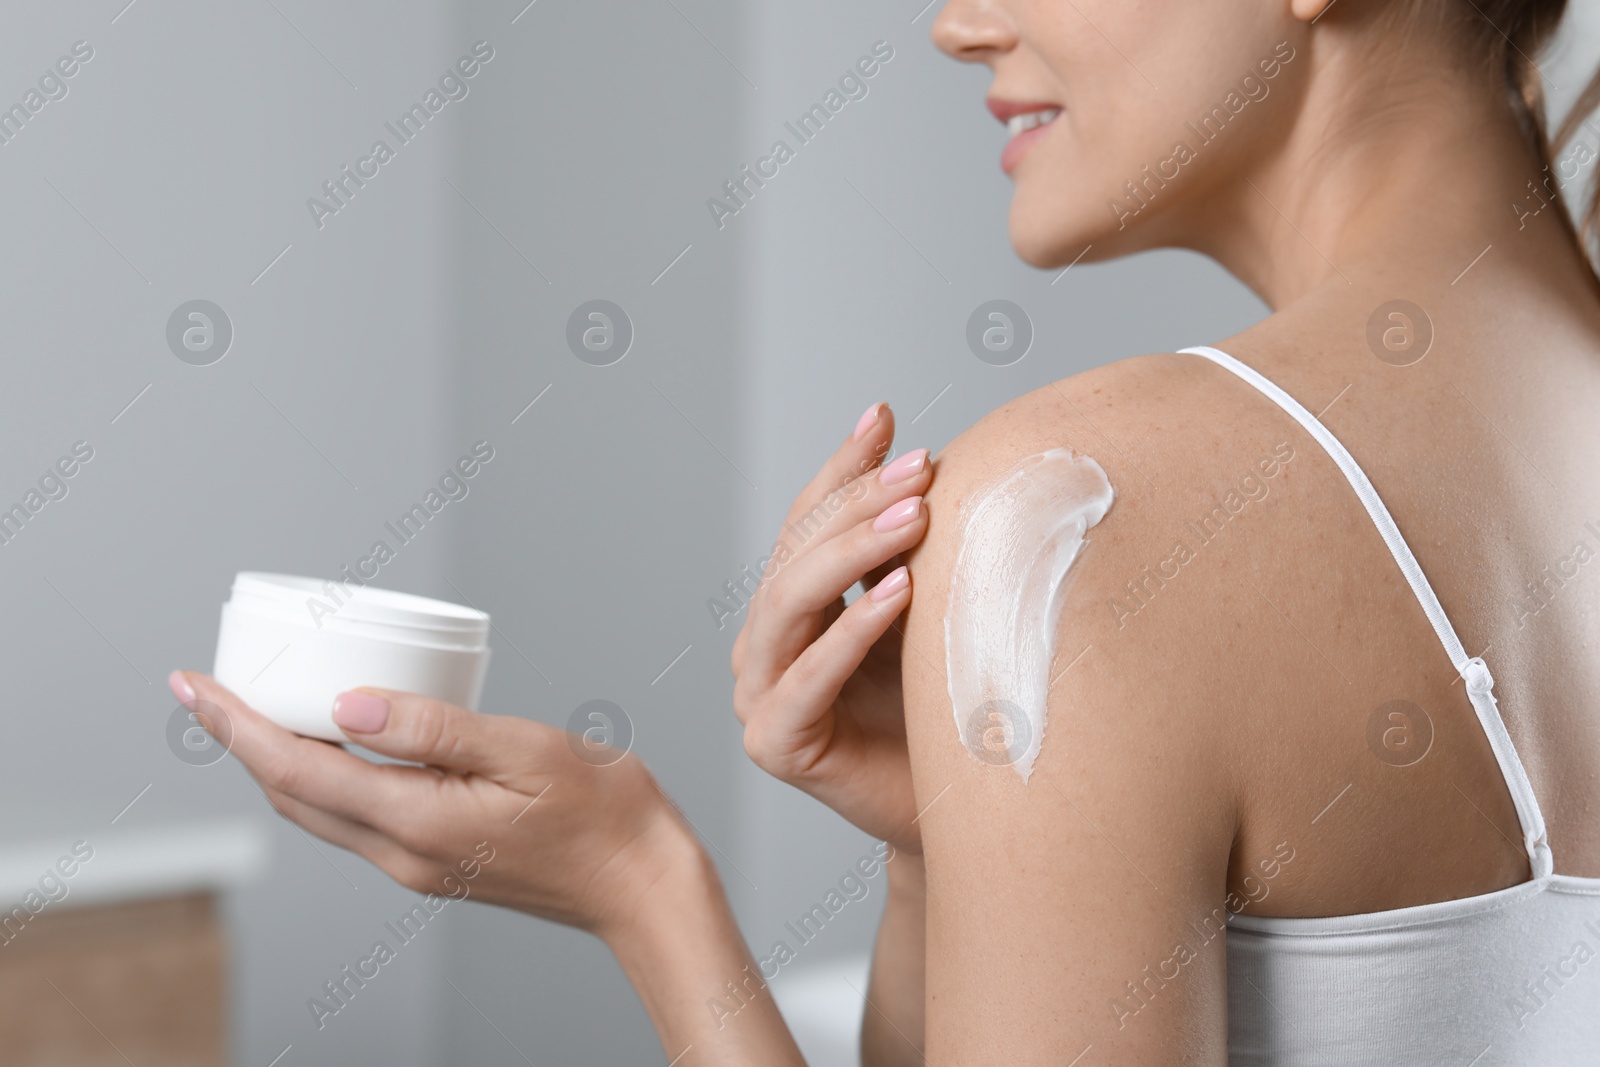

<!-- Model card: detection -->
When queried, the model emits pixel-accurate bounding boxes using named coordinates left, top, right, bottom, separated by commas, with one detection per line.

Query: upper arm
left=900, top=359, right=1241, bottom=1064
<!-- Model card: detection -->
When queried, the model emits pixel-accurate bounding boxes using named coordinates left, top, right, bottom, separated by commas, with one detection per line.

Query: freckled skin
left=897, top=334, right=1600, bottom=1060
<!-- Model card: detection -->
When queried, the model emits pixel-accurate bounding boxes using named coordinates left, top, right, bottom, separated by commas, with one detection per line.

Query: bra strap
left=1179, top=345, right=1553, bottom=878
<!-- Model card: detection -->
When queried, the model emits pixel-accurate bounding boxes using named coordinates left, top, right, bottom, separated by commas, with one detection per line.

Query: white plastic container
left=212, top=572, right=491, bottom=741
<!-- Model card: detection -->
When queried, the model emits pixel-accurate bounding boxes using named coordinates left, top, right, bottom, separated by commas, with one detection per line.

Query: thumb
left=333, top=688, right=551, bottom=781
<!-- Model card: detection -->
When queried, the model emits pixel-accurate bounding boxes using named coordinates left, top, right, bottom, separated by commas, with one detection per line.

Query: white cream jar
left=212, top=572, right=491, bottom=741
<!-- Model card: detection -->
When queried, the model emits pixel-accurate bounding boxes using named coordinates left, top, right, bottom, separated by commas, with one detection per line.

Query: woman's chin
left=1007, top=209, right=1094, bottom=271
left=1007, top=185, right=1141, bottom=272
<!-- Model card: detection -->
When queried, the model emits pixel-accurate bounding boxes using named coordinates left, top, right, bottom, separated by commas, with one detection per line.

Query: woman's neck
left=1188, top=41, right=1595, bottom=314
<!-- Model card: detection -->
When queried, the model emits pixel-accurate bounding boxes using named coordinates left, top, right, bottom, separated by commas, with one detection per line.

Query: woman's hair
left=1367, top=1, right=1599, bottom=276
left=1474, top=0, right=1600, bottom=271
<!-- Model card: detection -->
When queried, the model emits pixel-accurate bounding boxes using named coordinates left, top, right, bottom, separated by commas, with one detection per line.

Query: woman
left=174, top=0, right=1600, bottom=1061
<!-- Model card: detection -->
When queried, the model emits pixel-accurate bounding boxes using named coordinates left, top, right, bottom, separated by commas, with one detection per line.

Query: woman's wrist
left=598, top=815, right=720, bottom=951
left=600, top=814, right=807, bottom=1065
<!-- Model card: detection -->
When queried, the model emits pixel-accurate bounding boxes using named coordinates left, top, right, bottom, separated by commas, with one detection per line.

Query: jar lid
left=228, top=572, right=490, bottom=651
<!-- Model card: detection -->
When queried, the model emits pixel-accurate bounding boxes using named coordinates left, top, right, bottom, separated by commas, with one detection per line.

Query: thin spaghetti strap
left=1179, top=345, right=1553, bottom=878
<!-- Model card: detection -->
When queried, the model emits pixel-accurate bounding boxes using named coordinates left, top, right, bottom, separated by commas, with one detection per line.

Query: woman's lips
left=989, top=101, right=1063, bottom=175
left=1001, top=118, right=1056, bottom=174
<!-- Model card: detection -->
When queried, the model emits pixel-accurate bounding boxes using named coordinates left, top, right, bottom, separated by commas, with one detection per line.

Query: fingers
left=734, top=403, right=927, bottom=684
left=785, top=402, right=896, bottom=529
left=331, top=689, right=559, bottom=788
left=257, top=782, right=406, bottom=869
left=258, top=784, right=462, bottom=895
left=743, top=566, right=913, bottom=773
left=172, top=672, right=554, bottom=901
left=751, top=495, right=925, bottom=654
left=777, top=446, right=932, bottom=567
left=780, top=403, right=932, bottom=553
left=735, top=494, right=926, bottom=710
left=175, top=671, right=434, bottom=831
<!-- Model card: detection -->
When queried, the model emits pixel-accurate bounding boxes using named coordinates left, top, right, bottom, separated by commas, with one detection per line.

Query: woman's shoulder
left=929, top=300, right=1341, bottom=485
left=921, top=349, right=1300, bottom=560
left=934, top=352, right=1215, bottom=473
left=896, top=353, right=1272, bottom=869
left=902, top=348, right=1306, bottom=760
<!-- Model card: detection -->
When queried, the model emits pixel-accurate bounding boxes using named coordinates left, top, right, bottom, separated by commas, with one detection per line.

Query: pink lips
left=1000, top=122, right=1053, bottom=174
left=988, top=98, right=1061, bottom=175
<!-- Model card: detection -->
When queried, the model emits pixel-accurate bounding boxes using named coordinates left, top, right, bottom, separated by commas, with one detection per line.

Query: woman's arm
left=603, top=827, right=807, bottom=1065
left=174, top=401, right=942, bottom=1063
left=894, top=366, right=1242, bottom=1063
left=171, top=672, right=810, bottom=1065
left=861, top=853, right=926, bottom=1067
left=725, top=404, right=937, bottom=1061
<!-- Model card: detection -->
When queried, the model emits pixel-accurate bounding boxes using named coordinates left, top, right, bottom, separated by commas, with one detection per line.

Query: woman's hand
left=731, top=402, right=932, bottom=853
left=174, top=671, right=812, bottom=1063
left=169, top=670, right=697, bottom=938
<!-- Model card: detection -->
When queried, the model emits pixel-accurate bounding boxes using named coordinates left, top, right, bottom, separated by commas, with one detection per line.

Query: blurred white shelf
left=0, top=819, right=270, bottom=909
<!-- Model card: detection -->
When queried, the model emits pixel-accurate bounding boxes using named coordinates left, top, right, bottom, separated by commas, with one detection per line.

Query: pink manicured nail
left=878, top=448, right=928, bottom=485
left=853, top=402, right=884, bottom=442
left=333, top=692, right=391, bottom=733
left=168, top=670, right=196, bottom=705
left=873, top=495, right=923, bottom=532
left=869, top=566, right=910, bottom=601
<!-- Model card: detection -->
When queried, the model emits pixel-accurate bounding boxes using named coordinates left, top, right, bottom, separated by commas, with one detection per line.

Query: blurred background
left=1, top=1, right=1595, bottom=1064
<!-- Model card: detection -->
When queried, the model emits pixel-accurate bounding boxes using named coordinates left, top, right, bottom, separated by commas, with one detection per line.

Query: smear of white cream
left=944, top=449, right=1114, bottom=782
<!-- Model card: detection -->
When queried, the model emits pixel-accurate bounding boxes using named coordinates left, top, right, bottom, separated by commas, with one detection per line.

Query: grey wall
left=438, top=0, right=750, bottom=1062
left=2, top=1, right=465, bottom=1063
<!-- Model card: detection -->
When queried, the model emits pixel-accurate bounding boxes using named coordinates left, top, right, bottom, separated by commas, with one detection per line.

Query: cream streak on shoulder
left=944, top=449, right=1114, bottom=782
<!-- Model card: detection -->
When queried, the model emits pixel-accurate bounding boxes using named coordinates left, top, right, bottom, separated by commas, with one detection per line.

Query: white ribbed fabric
left=1179, top=346, right=1600, bottom=1066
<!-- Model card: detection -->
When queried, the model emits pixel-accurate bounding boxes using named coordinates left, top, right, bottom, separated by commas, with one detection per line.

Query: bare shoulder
left=902, top=329, right=1540, bottom=938
left=899, top=352, right=1310, bottom=1056
left=899, top=346, right=1321, bottom=809
left=900, top=351, right=1305, bottom=764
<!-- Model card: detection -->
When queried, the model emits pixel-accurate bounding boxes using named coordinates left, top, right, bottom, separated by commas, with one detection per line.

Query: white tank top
left=1180, top=346, right=1600, bottom=1066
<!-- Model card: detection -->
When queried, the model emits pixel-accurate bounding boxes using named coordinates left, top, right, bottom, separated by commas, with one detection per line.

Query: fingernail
left=853, top=402, right=884, bottom=442
left=869, top=566, right=910, bottom=601
left=873, top=495, right=923, bottom=532
left=878, top=448, right=928, bottom=485
left=168, top=670, right=196, bottom=706
left=333, top=691, right=390, bottom=733
left=883, top=447, right=934, bottom=486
